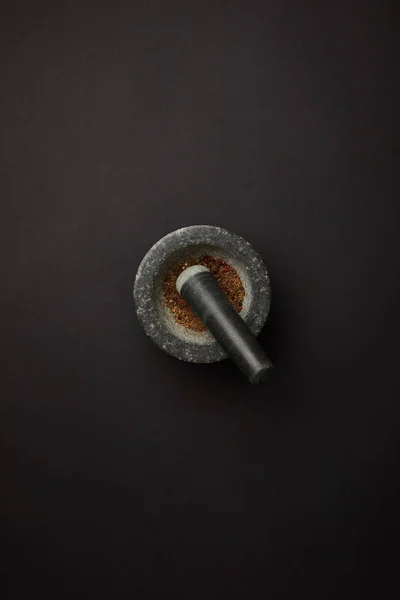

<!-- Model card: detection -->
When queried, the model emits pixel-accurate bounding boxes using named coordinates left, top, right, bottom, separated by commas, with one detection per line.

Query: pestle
left=176, top=265, right=273, bottom=384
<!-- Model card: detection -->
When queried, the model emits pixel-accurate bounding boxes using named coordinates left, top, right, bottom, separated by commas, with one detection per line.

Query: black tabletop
left=1, top=1, right=399, bottom=598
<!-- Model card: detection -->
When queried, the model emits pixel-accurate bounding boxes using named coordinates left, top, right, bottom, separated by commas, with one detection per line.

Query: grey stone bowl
left=133, top=225, right=271, bottom=363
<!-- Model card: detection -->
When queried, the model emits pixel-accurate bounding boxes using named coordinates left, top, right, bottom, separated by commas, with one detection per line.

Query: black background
left=1, top=1, right=399, bottom=597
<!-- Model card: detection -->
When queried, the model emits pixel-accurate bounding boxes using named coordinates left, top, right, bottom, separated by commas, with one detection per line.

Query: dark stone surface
left=134, top=225, right=271, bottom=362
left=1, top=1, right=399, bottom=598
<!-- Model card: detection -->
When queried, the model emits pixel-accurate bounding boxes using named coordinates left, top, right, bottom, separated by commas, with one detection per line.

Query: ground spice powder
left=163, top=255, right=245, bottom=332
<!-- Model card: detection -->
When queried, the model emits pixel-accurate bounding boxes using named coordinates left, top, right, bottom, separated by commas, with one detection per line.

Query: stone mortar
left=133, top=225, right=271, bottom=363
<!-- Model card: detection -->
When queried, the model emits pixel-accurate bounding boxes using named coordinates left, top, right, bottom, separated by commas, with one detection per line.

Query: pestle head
left=176, top=265, right=209, bottom=295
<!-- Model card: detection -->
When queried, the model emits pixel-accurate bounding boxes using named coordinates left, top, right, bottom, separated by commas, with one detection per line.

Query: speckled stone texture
left=133, top=225, right=271, bottom=363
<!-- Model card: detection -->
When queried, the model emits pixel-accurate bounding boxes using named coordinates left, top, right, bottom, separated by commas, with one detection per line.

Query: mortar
left=133, top=225, right=271, bottom=363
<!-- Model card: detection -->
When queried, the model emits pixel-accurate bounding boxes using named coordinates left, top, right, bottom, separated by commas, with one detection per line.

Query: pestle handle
left=176, top=266, right=273, bottom=384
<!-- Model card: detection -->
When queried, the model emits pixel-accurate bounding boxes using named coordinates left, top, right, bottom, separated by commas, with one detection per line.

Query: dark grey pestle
left=176, top=266, right=273, bottom=384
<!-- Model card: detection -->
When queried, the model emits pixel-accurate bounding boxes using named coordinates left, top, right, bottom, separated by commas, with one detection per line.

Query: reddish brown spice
left=163, top=256, right=245, bottom=332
